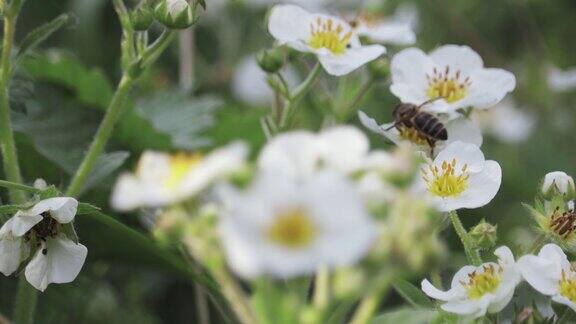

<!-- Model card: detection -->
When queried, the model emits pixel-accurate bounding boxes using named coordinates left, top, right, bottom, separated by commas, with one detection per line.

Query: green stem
left=349, top=273, right=393, bottom=324
left=0, top=14, right=26, bottom=204
left=211, top=268, right=256, bottom=324
left=0, top=180, right=40, bottom=194
left=0, top=6, right=39, bottom=324
left=65, top=74, right=134, bottom=197
left=449, top=211, right=482, bottom=266
left=13, top=277, right=37, bottom=324
left=312, top=265, right=330, bottom=320
left=279, top=62, right=321, bottom=129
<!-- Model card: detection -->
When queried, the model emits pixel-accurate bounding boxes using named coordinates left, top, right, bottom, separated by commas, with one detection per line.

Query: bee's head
left=393, top=103, right=418, bottom=121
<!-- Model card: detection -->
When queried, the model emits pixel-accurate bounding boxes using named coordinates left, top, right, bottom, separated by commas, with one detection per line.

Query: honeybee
left=386, top=98, right=447, bottom=153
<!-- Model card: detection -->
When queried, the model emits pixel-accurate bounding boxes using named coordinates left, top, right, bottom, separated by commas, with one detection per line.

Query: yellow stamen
left=164, top=153, right=203, bottom=189
left=426, top=66, right=470, bottom=103
left=461, top=264, right=502, bottom=299
left=559, top=270, right=576, bottom=303
left=423, top=158, right=469, bottom=197
left=309, top=17, right=352, bottom=55
left=267, top=208, right=317, bottom=249
left=398, top=126, right=428, bottom=146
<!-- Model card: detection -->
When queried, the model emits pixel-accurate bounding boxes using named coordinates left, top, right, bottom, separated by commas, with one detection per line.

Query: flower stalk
left=449, top=211, right=483, bottom=266
left=65, top=74, right=134, bottom=197
left=279, top=62, right=321, bottom=130
left=65, top=0, right=176, bottom=197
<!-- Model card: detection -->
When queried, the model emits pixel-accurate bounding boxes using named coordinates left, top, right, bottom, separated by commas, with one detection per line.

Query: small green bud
left=470, top=219, right=498, bottom=250
left=256, top=48, right=284, bottom=73
left=130, top=4, right=154, bottom=31
left=368, top=57, right=390, bottom=80
left=154, top=0, right=198, bottom=30
left=542, top=171, right=576, bottom=201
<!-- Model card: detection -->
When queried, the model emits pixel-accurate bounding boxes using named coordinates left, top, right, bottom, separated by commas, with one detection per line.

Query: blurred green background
left=1, top=0, right=576, bottom=322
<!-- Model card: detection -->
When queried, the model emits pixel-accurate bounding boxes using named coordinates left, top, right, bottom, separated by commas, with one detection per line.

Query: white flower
left=421, top=246, right=521, bottom=318
left=518, top=244, right=576, bottom=311
left=353, top=4, right=418, bottom=45
left=258, top=126, right=387, bottom=179
left=111, top=142, right=248, bottom=211
left=542, top=171, right=575, bottom=196
left=390, top=45, right=516, bottom=114
left=358, top=111, right=482, bottom=156
left=417, top=141, right=501, bottom=212
left=231, top=56, right=299, bottom=106
left=268, top=5, right=385, bottom=76
left=547, top=65, right=576, bottom=92
left=473, top=99, right=535, bottom=144
left=0, top=198, right=87, bottom=291
left=218, top=171, right=376, bottom=278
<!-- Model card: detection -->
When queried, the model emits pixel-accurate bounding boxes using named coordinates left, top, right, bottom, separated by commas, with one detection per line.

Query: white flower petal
left=542, top=171, right=575, bottom=195
left=517, top=255, right=560, bottom=296
left=487, top=288, right=515, bottom=313
left=429, top=45, right=484, bottom=76
left=494, top=246, right=515, bottom=266
left=29, top=197, right=78, bottom=224
left=257, top=131, right=319, bottom=179
left=11, top=213, right=43, bottom=237
left=0, top=218, right=26, bottom=276
left=441, top=297, right=489, bottom=317
left=552, top=294, right=576, bottom=312
left=318, top=126, right=369, bottom=173
left=434, top=141, right=485, bottom=172
left=317, top=44, right=385, bottom=76
left=180, top=141, right=248, bottom=195
left=268, top=5, right=312, bottom=52
left=359, top=22, right=415, bottom=45
left=110, top=174, right=146, bottom=212
left=464, top=68, right=516, bottom=109
left=25, top=237, right=87, bottom=292
left=450, top=265, right=479, bottom=288
left=421, top=279, right=463, bottom=301
left=452, top=160, right=502, bottom=210
left=445, top=118, right=483, bottom=147
left=547, top=66, right=576, bottom=92
left=390, top=47, right=434, bottom=103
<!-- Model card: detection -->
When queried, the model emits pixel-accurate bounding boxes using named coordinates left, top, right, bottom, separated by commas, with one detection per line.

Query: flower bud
left=469, top=219, right=498, bottom=250
left=130, top=3, right=154, bottom=31
left=256, top=48, right=284, bottom=73
left=154, top=0, right=198, bottom=30
left=368, top=57, right=390, bottom=80
left=542, top=171, right=576, bottom=200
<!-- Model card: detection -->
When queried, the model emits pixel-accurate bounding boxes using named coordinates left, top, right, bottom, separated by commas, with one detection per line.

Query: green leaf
left=135, top=91, right=220, bottom=150
left=371, top=307, right=436, bottom=324
left=391, top=279, right=435, bottom=309
left=22, top=51, right=172, bottom=151
left=12, top=91, right=129, bottom=193
left=16, top=14, right=70, bottom=64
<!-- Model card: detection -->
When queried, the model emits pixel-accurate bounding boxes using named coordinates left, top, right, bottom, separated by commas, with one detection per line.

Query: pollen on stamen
left=308, top=17, right=352, bottom=55
left=426, top=65, right=471, bottom=103
left=423, top=159, right=470, bottom=198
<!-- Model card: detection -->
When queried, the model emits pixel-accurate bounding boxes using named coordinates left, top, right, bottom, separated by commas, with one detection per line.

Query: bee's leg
left=426, top=138, right=436, bottom=156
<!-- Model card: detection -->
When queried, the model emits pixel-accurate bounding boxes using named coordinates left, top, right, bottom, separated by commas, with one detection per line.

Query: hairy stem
left=65, top=74, right=134, bottom=197
left=312, top=264, right=330, bottom=320
left=279, top=62, right=321, bottom=130
left=449, top=211, right=482, bottom=266
left=0, top=14, right=26, bottom=204
left=13, top=277, right=37, bottom=324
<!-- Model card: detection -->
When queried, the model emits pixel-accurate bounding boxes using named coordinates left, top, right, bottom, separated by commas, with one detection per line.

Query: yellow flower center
left=462, top=264, right=502, bottom=299
left=398, top=126, right=428, bottom=146
left=559, top=270, right=576, bottom=303
left=267, top=208, right=317, bottom=249
left=422, top=158, right=469, bottom=197
left=309, top=17, right=352, bottom=55
left=426, top=66, right=471, bottom=103
left=164, top=153, right=203, bottom=189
